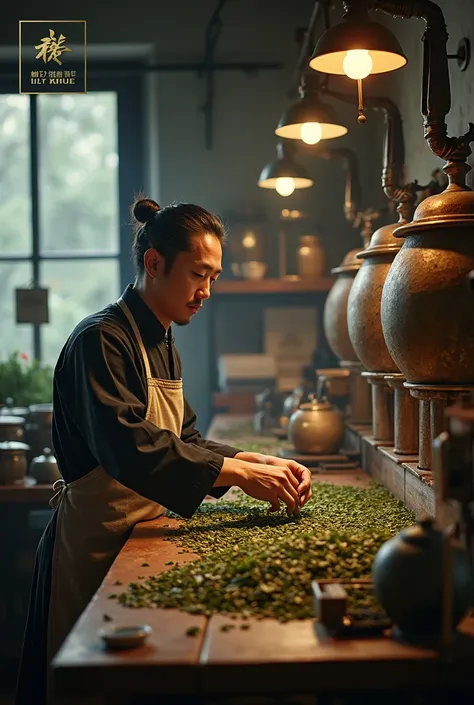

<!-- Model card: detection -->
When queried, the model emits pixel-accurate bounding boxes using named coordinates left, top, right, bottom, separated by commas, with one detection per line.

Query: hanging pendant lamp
left=308, top=0, right=407, bottom=122
left=258, top=142, right=313, bottom=197
left=275, top=73, right=348, bottom=144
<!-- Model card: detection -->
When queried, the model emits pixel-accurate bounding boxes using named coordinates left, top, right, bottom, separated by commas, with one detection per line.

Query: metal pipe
left=324, top=88, right=421, bottom=222
left=313, top=146, right=361, bottom=223
left=374, top=0, right=474, bottom=186
left=290, top=1, right=322, bottom=97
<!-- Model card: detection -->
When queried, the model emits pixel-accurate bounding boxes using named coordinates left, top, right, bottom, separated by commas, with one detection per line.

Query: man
left=16, top=198, right=312, bottom=705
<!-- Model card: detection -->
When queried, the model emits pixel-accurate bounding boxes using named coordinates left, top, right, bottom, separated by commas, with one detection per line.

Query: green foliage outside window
left=0, top=352, right=53, bottom=407
left=0, top=92, right=119, bottom=367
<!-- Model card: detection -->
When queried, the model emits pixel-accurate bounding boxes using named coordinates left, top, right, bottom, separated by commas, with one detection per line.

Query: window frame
left=0, top=72, right=144, bottom=360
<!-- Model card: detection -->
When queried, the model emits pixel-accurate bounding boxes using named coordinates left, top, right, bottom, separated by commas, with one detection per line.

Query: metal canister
left=25, top=403, right=53, bottom=461
left=0, top=441, right=30, bottom=485
left=0, top=416, right=26, bottom=442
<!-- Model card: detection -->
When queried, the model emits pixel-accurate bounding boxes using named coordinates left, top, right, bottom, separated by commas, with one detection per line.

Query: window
left=0, top=75, right=143, bottom=367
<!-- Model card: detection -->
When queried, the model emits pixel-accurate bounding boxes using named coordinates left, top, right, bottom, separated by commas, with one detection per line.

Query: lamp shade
left=257, top=154, right=313, bottom=191
left=275, top=95, right=348, bottom=141
left=309, top=17, right=407, bottom=76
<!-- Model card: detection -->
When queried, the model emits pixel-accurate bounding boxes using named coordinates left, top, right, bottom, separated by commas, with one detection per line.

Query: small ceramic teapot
left=29, top=447, right=62, bottom=484
left=288, top=395, right=344, bottom=454
left=372, top=516, right=473, bottom=643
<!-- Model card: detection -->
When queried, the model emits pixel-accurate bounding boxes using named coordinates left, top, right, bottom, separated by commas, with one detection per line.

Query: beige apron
left=46, top=298, right=184, bottom=675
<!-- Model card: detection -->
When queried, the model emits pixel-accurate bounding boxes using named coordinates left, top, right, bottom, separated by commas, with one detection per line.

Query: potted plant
left=0, top=352, right=53, bottom=408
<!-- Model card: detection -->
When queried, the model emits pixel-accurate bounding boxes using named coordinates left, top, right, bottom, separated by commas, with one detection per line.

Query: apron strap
left=167, top=328, right=176, bottom=380
left=49, top=478, right=67, bottom=509
left=117, top=297, right=152, bottom=380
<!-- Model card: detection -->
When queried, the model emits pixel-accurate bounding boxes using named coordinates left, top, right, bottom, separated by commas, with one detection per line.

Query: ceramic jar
left=296, top=235, right=325, bottom=279
left=25, top=403, right=53, bottom=461
left=29, top=447, right=61, bottom=484
left=0, top=441, right=29, bottom=484
left=373, top=517, right=473, bottom=642
left=0, top=415, right=25, bottom=442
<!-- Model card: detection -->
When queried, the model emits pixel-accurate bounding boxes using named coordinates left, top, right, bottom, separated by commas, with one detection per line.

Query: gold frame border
left=19, top=20, right=87, bottom=95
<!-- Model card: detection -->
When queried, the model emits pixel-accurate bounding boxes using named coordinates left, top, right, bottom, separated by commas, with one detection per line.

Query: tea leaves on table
left=114, top=482, right=413, bottom=622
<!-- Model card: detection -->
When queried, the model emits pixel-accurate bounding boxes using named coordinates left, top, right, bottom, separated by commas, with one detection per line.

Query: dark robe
left=15, top=284, right=240, bottom=705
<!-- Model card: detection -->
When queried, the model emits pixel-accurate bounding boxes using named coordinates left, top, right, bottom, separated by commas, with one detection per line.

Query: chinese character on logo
left=35, top=29, right=72, bottom=66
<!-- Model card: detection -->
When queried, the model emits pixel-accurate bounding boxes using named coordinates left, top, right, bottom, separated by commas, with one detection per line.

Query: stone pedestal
left=405, top=383, right=474, bottom=472
left=362, top=371, right=394, bottom=443
left=341, top=360, right=372, bottom=425
left=385, top=373, right=419, bottom=455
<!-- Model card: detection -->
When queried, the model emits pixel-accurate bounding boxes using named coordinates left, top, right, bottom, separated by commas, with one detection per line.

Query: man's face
left=154, top=232, right=223, bottom=326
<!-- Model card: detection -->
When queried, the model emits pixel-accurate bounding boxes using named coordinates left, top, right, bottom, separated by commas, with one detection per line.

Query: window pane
left=38, top=93, right=119, bottom=255
left=40, top=259, right=119, bottom=367
left=0, top=262, right=34, bottom=360
left=0, top=95, right=32, bottom=255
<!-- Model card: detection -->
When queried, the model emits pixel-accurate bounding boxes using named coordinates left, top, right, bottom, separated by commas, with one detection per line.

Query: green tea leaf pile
left=114, top=482, right=414, bottom=622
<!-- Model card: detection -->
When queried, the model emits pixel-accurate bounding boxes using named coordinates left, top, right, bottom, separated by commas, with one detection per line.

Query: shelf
left=213, top=277, right=335, bottom=295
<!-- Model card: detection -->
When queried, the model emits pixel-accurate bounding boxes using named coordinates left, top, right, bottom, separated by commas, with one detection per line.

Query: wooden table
left=0, top=482, right=53, bottom=504
left=52, top=417, right=474, bottom=703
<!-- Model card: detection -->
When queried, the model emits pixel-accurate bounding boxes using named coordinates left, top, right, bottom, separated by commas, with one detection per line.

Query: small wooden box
left=312, top=580, right=347, bottom=630
left=312, top=580, right=391, bottom=637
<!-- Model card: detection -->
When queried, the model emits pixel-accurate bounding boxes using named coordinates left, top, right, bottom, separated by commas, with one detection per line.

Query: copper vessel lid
left=31, top=447, right=57, bottom=465
left=298, top=397, right=334, bottom=412
left=29, top=403, right=53, bottom=413
left=331, top=247, right=362, bottom=274
left=357, top=222, right=402, bottom=259
left=0, top=415, right=25, bottom=425
left=316, top=368, right=351, bottom=379
left=394, top=186, right=474, bottom=237
left=0, top=441, right=30, bottom=452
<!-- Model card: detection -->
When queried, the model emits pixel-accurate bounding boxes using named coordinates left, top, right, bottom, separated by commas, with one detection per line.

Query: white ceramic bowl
left=241, top=261, right=267, bottom=280
left=98, top=624, right=152, bottom=649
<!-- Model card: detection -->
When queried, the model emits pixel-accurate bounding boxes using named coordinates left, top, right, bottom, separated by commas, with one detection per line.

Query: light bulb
left=342, top=50, right=373, bottom=80
left=275, top=177, right=296, bottom=197
left=300, top=122, right=322, bottom=145
left=242, top=231, right=257, bottom=249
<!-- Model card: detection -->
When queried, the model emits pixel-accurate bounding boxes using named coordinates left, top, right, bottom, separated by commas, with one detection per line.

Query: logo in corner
left=19, top=20, right=87, bottom=94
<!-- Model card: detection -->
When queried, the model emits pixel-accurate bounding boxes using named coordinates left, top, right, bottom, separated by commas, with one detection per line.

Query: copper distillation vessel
left=321, top=147, right=378, bottom=425
left=334, top=90, right=440, bottom=451
left=380, top=0, right=474, bottom=474
left=429, top=272, right=474, bottom=652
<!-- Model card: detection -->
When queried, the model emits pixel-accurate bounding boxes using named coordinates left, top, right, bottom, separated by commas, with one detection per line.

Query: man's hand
left=215, top=456, right=304, bottom=516
left=234, top=451, right=312, bottom=508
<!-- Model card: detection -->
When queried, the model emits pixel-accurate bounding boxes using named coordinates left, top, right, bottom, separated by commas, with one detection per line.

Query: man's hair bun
left=132, top=198, right=161, bottom=225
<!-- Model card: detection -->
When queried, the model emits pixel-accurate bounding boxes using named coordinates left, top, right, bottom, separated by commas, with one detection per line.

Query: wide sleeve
left=69, top=325, right=228, bottom=518
left=180, top=397, right=242, bottom=499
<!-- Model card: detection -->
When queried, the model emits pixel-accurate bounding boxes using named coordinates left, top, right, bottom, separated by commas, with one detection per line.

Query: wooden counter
left=53, top=514, right=474, bottom=703
left=52, top=415, right=474, bottom=703
left=0, top=481, right=53, bottom=504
